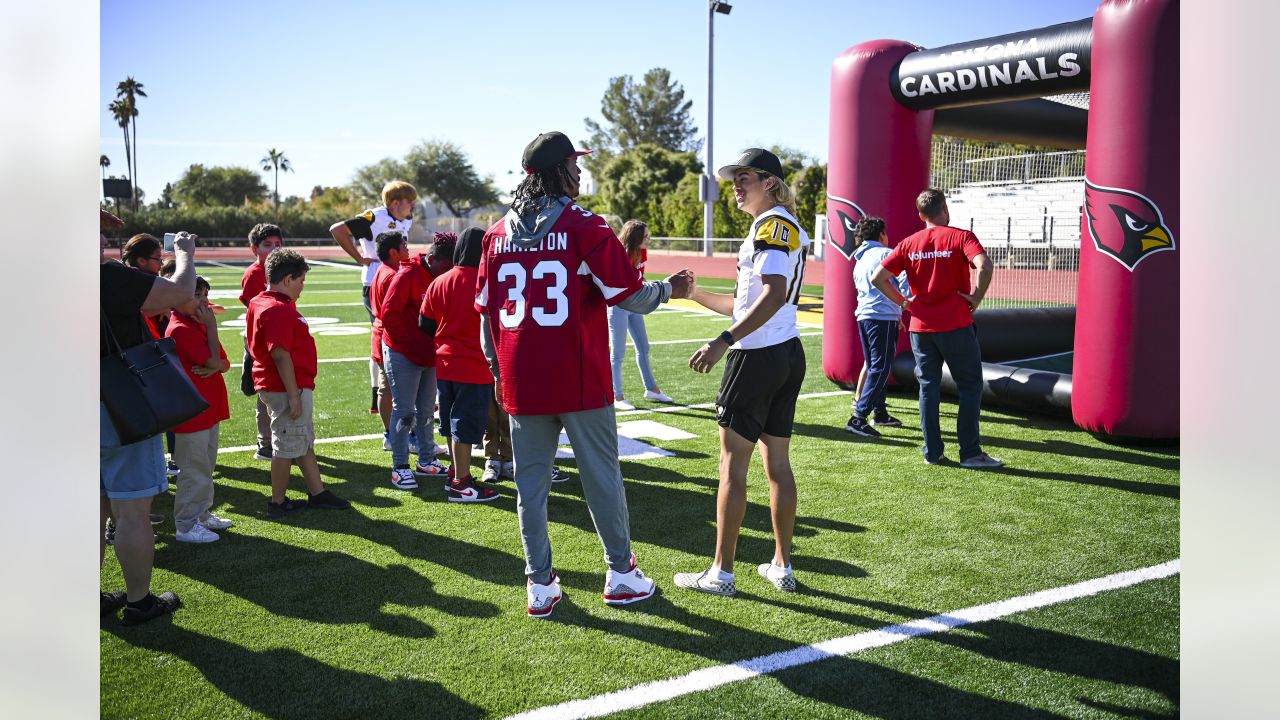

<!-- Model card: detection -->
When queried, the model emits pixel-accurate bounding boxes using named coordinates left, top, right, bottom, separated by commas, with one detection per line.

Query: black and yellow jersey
left=732, top=206, right=809, bottom=349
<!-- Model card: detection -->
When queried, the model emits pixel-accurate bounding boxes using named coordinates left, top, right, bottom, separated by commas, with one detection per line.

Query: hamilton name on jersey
left=491, top=232, right=570, bottom=256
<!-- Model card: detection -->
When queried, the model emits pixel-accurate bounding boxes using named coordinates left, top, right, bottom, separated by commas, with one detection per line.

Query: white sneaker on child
left=175, top=522, right=220, bottom=544
left=200, top=513, right=234, bottom=530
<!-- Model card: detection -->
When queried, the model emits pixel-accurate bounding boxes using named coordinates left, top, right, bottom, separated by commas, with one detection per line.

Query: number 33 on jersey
left=476, top=200, right=646, bottom=415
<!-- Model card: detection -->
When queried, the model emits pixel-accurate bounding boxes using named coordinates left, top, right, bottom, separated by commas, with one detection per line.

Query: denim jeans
left=608, top=305, right=656, bottom=396
left=909, top=325, right=984, bottom=462
left=382, top=345, right=436, bottom=467
left=854, top=318, right=899, bottom=419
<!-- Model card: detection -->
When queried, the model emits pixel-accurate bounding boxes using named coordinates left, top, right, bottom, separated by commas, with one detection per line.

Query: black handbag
left=101, top=309, right=210, bottom=445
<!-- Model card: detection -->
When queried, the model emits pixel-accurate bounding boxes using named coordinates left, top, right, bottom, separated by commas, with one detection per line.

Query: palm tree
left=108, top=99, right=134, bottom=206
left=100, top=155, right=110, bottom=180
left=116, top=77, right=146, bottom=209
left=261, top=148, right=293, bottom=220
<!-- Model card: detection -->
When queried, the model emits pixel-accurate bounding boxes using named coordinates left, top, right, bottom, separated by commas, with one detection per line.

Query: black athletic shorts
left=715, top=336, right=806, bottom=443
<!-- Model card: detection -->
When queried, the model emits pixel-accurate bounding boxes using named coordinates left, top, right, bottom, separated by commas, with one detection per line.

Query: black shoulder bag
left=101, top=309, right=210, bottom=445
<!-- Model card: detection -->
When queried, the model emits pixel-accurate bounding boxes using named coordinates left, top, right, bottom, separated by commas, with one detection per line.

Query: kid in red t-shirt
left=239, top=223, right=285, bottom=460
left=165, top=276, right=234, bottom=543
left=245, top=249, right=351, bottom=518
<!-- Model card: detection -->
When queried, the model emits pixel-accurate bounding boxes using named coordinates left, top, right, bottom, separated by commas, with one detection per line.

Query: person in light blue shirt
left=846, top=216, right=909, bottom=438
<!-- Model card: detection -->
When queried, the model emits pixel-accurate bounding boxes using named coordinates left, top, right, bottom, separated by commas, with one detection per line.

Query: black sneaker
left=101, top=591, right=127, bottom=616
left=266, top=497, right=307, bottom=519
left=844, top=415, right=880, bottom=438
left=872, top=410, right=903, bottom=427
left=550, top=466, right=571, bottom=484
left=252, top=446, right=274, bottom=461
left=121, top=591, right=182, bottom=626
left=307, top=490, right=352, bottom=510
left=166, top=460, right=181, bottom=479
left=149, top=513, right=165, bottom=525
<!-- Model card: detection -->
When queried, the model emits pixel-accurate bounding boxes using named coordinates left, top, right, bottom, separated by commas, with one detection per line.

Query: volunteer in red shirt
left=871, top=188, right=1002, bottom=469
left=380, top=232, right=455, bottom=488
left=239, top=223, right=284, bottom=461
left=476, top=130, right=693, bottom=617
left=419, top=226, right=499, bottom=503
left=165, top=276, right=234, bottom=544
left=246, top=248, right=350, bottom=517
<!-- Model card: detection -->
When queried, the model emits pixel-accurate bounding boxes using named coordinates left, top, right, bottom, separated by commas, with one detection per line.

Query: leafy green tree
left=349, top=157, right=409, bottom=206
left=768, top=145, right=813, bottom=182
left=309, top=186, right=363, bottom=218
left=115, top=77, right=146, bottom=209
left=100, top=154, right=110, bottom=180
left=404, top=140, right=499, bottom=218
left=714, top=179, right=752, bottom=239
left=597, top=144, right=702, bottom=227
left=583, top=68, right=702, bottom=176
left=260, top=148, right=293, bottom=220
left=791, top=164, right=827, bottom=233
left=171, top=164, right=268, bottom=207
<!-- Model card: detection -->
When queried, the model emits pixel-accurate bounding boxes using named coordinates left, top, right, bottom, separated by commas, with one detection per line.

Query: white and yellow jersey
left=732, top=206, right=809, bottom=350
left=345, top=206, right=414, bottom=286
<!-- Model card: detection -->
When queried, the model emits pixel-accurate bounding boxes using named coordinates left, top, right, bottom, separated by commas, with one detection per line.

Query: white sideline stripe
left=229, top=356, right=370, bottom=369
left=220, top=433, right=383, bottom=455
left=307, top=259, right=363, bottom=270
left=506, top=560, right=1181, bottom=720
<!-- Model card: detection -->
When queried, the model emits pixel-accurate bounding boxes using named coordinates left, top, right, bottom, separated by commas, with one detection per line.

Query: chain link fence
left=932, top=138, right=1085, bottom=308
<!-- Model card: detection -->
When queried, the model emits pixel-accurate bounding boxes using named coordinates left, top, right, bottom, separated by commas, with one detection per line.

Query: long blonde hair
left=756, top=171, right=798, bottom=217
left=618, top=219, right=648, bottom=266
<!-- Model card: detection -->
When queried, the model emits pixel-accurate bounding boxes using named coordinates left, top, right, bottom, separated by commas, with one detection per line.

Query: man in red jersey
left=871, top=188, right=1002, bottom=469
left=239, top=223, right=284, bottom=461
left=247, top=249, right=352, bottom=517
left=476, top=131, right=693, bottom=618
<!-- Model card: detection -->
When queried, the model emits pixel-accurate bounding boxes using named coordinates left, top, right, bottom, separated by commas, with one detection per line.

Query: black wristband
left=717, top=330, right=735, bottom=346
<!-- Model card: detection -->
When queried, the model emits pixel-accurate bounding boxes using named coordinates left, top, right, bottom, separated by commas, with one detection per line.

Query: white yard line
left=219, top=432, right=383, bottom=455
left=505, top=559, right=1181, bottom=720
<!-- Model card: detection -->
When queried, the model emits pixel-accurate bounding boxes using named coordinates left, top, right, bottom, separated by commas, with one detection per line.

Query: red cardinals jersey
left=882, top=225, right=986, bottom=333
left=476, top=202, right=642, bottom=415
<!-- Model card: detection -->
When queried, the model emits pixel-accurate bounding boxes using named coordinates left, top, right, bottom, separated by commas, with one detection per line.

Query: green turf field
left=101, top=260, right=1179, bottom=719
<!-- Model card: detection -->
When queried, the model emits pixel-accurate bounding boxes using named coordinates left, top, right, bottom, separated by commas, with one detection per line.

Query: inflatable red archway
left=824, top=0, right=1178, bottom=439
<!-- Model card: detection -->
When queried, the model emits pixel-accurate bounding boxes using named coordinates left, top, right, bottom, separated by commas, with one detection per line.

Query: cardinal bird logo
left=1084, top=180, right=1176, bottom=271
left=826, top=194, right=866, bottom=261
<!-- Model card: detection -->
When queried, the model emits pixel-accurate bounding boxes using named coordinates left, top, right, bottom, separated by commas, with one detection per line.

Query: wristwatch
left=716, top=330, right=735, bottom=346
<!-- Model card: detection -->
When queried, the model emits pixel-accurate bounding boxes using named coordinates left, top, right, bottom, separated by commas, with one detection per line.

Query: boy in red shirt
left=369, top=231, right=408, bottom=447
left=165, top=276, right=234, bottom=543
left=246, top=249, right=352, bottom=517
left=419, top=227, right=498, bottom=502
left=239, top=223, right=285, bottom=461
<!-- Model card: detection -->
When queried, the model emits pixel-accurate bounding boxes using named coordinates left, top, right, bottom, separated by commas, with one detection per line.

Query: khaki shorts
left=259, top=389, right=315, bottom=459
left=377, top=363, right=390, bottom=394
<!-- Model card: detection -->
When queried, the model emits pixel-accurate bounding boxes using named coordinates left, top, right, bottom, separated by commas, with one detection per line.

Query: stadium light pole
left=704, top=1, right=732, bottom=257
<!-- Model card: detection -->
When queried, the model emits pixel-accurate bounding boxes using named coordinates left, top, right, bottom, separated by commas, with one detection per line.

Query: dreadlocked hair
left=510, top=163, right=575, bottom=216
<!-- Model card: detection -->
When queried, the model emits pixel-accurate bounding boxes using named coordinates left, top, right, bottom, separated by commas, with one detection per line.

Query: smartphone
left=163, top=232, right=177, bottom=252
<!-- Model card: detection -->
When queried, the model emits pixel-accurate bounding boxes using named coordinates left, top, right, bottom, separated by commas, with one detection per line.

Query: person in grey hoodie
left=845, top=216, right=909, bottom=438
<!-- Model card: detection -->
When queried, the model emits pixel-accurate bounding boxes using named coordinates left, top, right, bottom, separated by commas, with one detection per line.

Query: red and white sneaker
left=527, top=572, right=562, bottom=618
left=602, top=554, right=657, bottom=605
left=446, top=476, right=499, bottom=503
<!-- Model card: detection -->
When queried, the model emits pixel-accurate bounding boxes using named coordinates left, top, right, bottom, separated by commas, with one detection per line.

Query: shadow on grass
left=792, top=420, right=920, bottom=448
left=986, top=465, right=1179, bottom=500
left=103, top=625, right=483, bottom=719
left=158, top=532, right=499, bottom=638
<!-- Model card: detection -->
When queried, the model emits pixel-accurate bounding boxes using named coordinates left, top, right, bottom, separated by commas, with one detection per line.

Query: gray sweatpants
left=510, top=405, right=633, bottom=583
left=173, top=424, right=220, bottom=532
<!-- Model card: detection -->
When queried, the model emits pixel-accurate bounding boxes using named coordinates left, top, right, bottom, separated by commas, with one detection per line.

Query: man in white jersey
left=329, top=180, right=419, bottom=427
left=675, top=148, right=808, bottom=597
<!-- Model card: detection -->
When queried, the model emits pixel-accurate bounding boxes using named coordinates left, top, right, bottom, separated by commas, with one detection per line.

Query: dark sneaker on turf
left=308, top=489, right=352, bottom=509
left=550, top=466, right=571, bottom=484
left=149, top=513, right=165, bottom=525
left=844, top=415, right=880, bottom=438
left=960, top=452, right=1004, bottom=469
left=166, top=460, right=181, bottom=479
left=527, top=572, right=562, bottom=619
left=266, top=497, right=307, bottom=519
left=390, top=467, right=419, bottom=490
left=252, top=446, right=273, bottom=461
left=872, top=410, right=902, bottom=427
left=121, top=591, right=181, bottom=626
left=101, top=591, right=127, bottom=616
left=603, top=554, right=657, bottom=605
left=446, top=476, right=500, bottom=503
left=924, top=454, right=949, bottom=466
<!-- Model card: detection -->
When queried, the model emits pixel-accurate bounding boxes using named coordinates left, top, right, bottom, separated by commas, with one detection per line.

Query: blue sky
left=100, top=0, right=1100, bottom=203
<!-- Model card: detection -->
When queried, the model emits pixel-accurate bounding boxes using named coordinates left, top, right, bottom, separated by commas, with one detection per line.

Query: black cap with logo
left=522, top=131, right=592, bottom=174
left=717, top=148, right=783, bottom=181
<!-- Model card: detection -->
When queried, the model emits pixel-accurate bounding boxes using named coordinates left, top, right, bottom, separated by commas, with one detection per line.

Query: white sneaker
left=757, top=562, right=798, bottom=592
left=613, top=399, right=636, bottom=411
left=175, top=522, right=219, bottom=544
left=391, top=468, right=419, bottom=490
left=527, top=572, right=563, bottom=619
left=199, top=513, right=235, bottom=530
left=603, top=555, right=657, bottom=605
left=673, top=568, right=736, bottom=596
left=500, top=460, right=516, bottom=480
left=643, top=389, right=674, bottom=403
left=481, top=459, right=503, bottom=483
